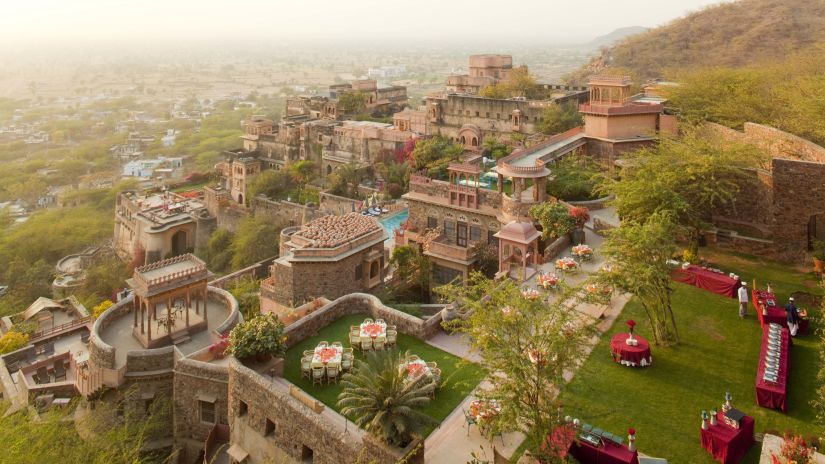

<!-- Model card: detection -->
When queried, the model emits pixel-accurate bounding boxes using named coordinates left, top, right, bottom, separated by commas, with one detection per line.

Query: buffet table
left=752, top=290, right=809, bottom=335
left=700, top=411, right=754, bottom=464
left=671, top=265, right=740, bottom=298
left=570, top=438, right=639, bottom=464
left=756, top=326, right=790, bottom=412
left=610, top=333, right=652, bottom=367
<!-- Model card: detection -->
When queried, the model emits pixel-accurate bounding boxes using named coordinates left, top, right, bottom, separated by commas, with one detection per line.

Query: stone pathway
left=424, top=225, right=633, bottom=463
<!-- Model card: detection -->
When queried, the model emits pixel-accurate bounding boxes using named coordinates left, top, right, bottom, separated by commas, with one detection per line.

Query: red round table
left=610, top=333, right=652, bottom=367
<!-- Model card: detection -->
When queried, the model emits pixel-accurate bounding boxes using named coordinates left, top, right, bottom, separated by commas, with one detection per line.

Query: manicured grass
left=558, top=250, right=821, bottom=463
left=282, top=313, right=487, bottom=436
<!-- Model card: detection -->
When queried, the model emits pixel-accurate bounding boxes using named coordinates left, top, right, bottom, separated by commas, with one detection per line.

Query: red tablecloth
left=672, top=265, right=740, bottom=297
left=756, top=326, right=790, bottom=412
left=610, top=333, right=652, bottom=367
left=752, top=290, right=809, bottom=335
left=700, top=412, right=755, bottom=464
left=570, top=439, right=639, bottom=464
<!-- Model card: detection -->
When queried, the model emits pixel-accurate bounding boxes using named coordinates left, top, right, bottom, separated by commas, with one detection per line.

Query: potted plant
left=208, top=334, right=230, bottom=359
left=568, top=207, right=590, bottom=245
left=812, top=240, right=825, bottom=274
left=228, top=313, right=287, bottom=364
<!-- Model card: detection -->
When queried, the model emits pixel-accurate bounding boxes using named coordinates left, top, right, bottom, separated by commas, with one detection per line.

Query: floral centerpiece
left=208, top=334, right=230, bottom=359
left=569, top=207, right=590, bottom=229
left=771, top=435, right=815, bottom=464
left=626, top=320, right=638, bottom=345
left=584, top=283, right=611, bottom=304
left=555, top=257, right=578, bottom=272
left=571, top=244, right=593, bottom=260
left=316, top=347, right=339, bottom=364
left=537, top=273, right=560, bottom=290
left=228, top=313, right=287, bottom=362
left=522, top=288, right=540, bottom=301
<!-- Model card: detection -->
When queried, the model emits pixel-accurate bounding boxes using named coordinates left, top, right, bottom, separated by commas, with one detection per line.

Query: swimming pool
left=380, top=208, right=409, bottom=238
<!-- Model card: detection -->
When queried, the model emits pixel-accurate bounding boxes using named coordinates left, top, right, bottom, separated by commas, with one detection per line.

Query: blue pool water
left=380, top=209, right=409, bottom=238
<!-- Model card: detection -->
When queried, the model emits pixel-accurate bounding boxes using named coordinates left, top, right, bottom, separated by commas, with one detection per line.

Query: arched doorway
left=238, top=193, right=243, bottom=204
left=808, top=213, right=825, bottom=249
left=171, top=230, right=187, bottom=256
left=326, top=164, right=333, bottom=175
left=370, top=260, right=379, bottom=279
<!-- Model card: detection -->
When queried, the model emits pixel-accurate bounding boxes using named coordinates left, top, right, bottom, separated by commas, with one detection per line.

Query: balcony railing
left=427, top=239, right=474, bottom=262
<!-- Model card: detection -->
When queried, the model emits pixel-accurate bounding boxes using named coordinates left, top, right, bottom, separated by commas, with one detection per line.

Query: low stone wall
left=567, top=195, right=614, bottom=211
left=211, top=286, right=243, bottom=336
left=543, top=235, right=571, bottom=261
left=90, top=295, right=134, bottom=370
left=283, top=293, right=442, bottom=349
left=209, top=258, right=274, bottom=290
left=228, top=359, right=422, bottom=464
left=592, top=216, right=618, bottom=236
left=125, top=346, right=176, bottom=373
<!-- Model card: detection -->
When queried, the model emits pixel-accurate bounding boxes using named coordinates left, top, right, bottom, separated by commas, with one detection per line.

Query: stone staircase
left=170, top=330, right=191, bottom=346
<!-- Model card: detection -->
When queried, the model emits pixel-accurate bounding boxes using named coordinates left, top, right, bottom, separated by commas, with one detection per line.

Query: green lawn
left=283, top=313, right=487, bottom=436
left=558, top=250, right=822, bottom=463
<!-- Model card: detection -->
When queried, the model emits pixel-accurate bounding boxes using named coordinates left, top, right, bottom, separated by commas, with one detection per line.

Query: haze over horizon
left=2, top=0, right=729, bottom=48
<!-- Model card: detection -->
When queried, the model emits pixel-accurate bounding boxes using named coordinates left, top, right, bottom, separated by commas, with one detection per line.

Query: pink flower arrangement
left=522, top=288, right=540, bottom=301
left=627, top=320, right=636, bottom=335
left=537, top=273, right=560, bottom=290
left=556, top=257, right=578, bottom=271
left=571, top=244, right=593, bottom=259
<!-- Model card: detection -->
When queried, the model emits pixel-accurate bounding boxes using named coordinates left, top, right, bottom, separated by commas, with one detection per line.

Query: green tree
left=529, top=201, right=576, bottom=241
left=479, top=66, right=543, bottom=99
left=338, top=350, right=437, bottom=447
left=537, top=102, right=584, bottom=135
left=409, top=136, right=463, bottom=174
left=481, top=135, right=514, bottom=160
left=437, top=274, right=594, bottom=463
left=231, top=217, right=280, bottom=270
left=201, top=228, right=235, bottom=273
left=228, top=277, right=261, bottom=320
left=546, top=153, right=601, bottom=201
left=597, top=212, right=680, bottom=345
left=327, top=162, right=363, bottom=199
left=390, top=244, right=431, bottom=301
left=337, top=91, right=368, bottom=114
left=470, top=241, right=499, bottom=279
left=247, top=169, right=294, bottom=201
left=598, top=130, right=765, bottom=254
left=228, top=312, right=286, bottom=359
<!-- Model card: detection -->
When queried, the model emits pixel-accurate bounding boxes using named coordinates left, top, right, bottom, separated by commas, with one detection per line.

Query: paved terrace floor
left=99, top=299, right=230, bottom=368
left=424, top=226, right=633, bottom=463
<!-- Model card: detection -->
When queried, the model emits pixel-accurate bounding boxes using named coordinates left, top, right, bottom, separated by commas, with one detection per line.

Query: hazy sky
left=0, top=0, right=729, bottom=44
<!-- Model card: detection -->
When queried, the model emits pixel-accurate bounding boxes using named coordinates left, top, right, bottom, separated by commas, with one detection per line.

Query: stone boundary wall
left=90, top=295, right=133, bottom=369
left=210, top=286, right=242, bottom=336
left=318, top=191, right=360, bottom=214
left=282, top=293, right=443, bottom=349
left=592, top=217, right=618, bottom=236
left=251, top=195, right=323, bottom=228
left=209, top=258, right=275, bottom=290
left=125, top=346, right=177, bottom=373
left=228, top=358, right=422, bottom=464
left=173, top=355, right=231, bottom=460
left=543, top=235, right=571, bottom=261
left=567, top=195, right=614, bottom=211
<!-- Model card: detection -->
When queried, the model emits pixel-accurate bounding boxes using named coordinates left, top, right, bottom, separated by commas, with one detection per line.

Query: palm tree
left=337, top=350, right=437, bottom=447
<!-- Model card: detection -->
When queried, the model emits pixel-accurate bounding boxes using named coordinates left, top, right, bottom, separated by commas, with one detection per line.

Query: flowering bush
left=569, top=207, right=590, bottom=228
left=208, top=334, right=230, bottom=358
left=92, top=300, right=114, bottom=319
left=228, top=313, right=287, bottom=360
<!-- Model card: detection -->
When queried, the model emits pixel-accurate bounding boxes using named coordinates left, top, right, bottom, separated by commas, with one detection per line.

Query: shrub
left=530, top=202, right=576, bottom=240
left=92, top=300, right=114, bottom=319
left=228, top=313, right=286, bottom=360
left=386, top=183, right=404, bottom=199
left=0, top=331, right=29, bottom=354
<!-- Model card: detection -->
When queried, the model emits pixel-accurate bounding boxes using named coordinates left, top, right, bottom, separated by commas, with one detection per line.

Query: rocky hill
left=568, top=0, right=825, bottom=83
left=587, top=26, right=648, bottom=50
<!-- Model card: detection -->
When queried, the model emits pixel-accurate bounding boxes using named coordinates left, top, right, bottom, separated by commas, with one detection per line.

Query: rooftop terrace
left=292, top=213, right=382, bottom=249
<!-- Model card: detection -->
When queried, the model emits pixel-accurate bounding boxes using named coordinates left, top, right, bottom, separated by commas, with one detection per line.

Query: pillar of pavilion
left=494, top=220, right=542, bottom=282
left=127, top=253, right=210, bottom=349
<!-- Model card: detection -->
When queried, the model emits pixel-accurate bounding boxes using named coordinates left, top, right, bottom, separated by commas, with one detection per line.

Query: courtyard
left=555, top=249, right=822, bottom=463
left=282, top=313, right=487, bottom=437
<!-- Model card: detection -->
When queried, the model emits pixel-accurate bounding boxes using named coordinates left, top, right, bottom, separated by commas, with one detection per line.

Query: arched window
left=370, top=260, right=379, bottom=278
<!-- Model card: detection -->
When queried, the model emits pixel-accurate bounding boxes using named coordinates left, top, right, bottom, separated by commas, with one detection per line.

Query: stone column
left=203, top=287, right=208, bottom=326
left=147, top=303, right=152, bottom=342
left=167, top=297, right=172, bottom=333
left=140, top=301, right=145, bottom=334
left=497, top=174, right=503, bottom=193
left=133, top=295, right=139, bottom=327
left=185, top=290, right=190, bottom=328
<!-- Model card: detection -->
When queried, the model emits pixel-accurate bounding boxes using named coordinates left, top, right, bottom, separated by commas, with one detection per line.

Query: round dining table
left=610, top=333, right=652, bottom=367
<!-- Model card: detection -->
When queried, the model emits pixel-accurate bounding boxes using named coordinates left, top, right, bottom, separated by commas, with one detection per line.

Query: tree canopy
left=598, top=130, right=765, bottom=252
left=409, top=136, right=463, bottom=175
left=230, top=217, right=280, bottom=270
left=536, top=103, right=583, bottom=136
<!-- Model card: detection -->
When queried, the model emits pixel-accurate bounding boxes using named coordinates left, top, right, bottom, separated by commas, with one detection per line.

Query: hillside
left=587, top=26, right=648, bottom=50
left=568, top=0, right=825, bottom=83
